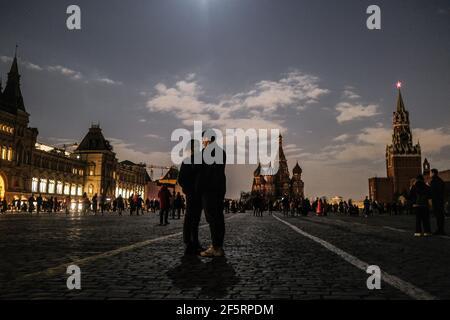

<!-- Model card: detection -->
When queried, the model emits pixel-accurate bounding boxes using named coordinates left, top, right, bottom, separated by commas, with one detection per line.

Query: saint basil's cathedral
left=251, top=134, right=304, bottom=200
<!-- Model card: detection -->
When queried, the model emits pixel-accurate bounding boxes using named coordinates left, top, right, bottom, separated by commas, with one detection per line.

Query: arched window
left=7, top=147, right=13, bottom=161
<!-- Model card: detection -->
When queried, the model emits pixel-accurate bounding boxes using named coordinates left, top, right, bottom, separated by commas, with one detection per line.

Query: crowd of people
left=0, top=191, right=178, bottom=217
left=248, top=169, right=448, bottom=236
left=1, top=167, right=447, bottom=240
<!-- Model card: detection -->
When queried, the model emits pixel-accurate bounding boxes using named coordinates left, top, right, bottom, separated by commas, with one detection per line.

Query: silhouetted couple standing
left=410, top=169, right=446, bottom=237
left=178, top=132, right=226, bottom=258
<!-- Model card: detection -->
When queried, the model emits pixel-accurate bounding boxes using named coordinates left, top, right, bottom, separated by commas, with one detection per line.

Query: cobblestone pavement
left=0, top=211, right=447, bottom=300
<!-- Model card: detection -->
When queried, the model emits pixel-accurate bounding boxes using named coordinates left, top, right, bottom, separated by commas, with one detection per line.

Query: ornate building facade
left=251, top=134, right=304, bottom=200
left=369, top=86, right=423, bottom=203
left=0, top=53, right=148, bottom=207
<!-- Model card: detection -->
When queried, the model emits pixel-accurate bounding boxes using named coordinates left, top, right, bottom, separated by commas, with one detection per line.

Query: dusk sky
left=1, top=0, right=449, bottom=200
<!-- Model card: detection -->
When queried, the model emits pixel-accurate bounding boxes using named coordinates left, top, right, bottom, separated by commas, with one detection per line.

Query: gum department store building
left=0, top=54, right=148, bottom=208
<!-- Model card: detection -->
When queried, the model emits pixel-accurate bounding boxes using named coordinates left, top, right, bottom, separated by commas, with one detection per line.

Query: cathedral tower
left=275, top=134, right=291, bottom=197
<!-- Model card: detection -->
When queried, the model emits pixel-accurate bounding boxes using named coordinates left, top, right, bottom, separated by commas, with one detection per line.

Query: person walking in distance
left=178, top=139, right=204, bottom=256
left=158, top=185, right=171, bottom=226
left=36, top=194, right=43, bottom=214
left=429, top=169, right=446, bottom=235
left=174, top=192, right=182, bottom=219
left=28, top=194, right=35, bottom=214
left=136, top=194, right=144, bottom=216
left=117, top=194, right=124, bottom=216
left=199, top=130, right=227, bottom=258
left=92, top=193, right=98, bottom=215
left=410, top=175, right=432, bottom=237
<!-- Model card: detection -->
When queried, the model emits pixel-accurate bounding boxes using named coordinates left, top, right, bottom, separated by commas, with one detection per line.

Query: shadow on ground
left=167, top=256, right=239, bottom=298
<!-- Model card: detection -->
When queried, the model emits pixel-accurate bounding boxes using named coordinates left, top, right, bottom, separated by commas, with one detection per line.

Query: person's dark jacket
left=430, top=175, right=445, bottom=208
left=178, top=153, right=201, bottom=196
left=158, top=186, right=172, bottom=209
left=198, top=145, right=226, bottom=195
left=409, top=180, right=431, bottom=207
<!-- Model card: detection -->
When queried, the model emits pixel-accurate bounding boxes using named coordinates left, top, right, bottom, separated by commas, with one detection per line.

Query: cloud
left=108, top=137, right=170, bottom=166
left=1, top=55, right=43, bottom=71
left=0, top=55, right=121, bottom=85
left=336, top=102, right=380, bottom=123
left=333, top=134, right=351, bottom=142
left=284, top=143, right=303, bottom=154
left=242, top=72, right=329, bottom=111
left=414, top=128, right=450, bottom=154
left=335, top=86, right=380, bottom=123
left=145, top=134, right=163, bottom=140
left=302, top=125, right=450, bottom=166
left=146, top=70, right=329, bottom=130
left=94, top=77, right=123, bottom=85
left=342, top=87, right=361, bottom=100
left=0, top=56, right=13, bottom=64
left=47, top=65, right=83, bottom=80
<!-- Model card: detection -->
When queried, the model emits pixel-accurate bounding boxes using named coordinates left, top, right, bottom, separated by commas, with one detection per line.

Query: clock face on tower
left=400, top=131, right=409, bottom=145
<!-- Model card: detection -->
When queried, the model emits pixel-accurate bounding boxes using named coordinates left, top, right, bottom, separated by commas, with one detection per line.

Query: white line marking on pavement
left=274, top=215, right=437, bottom=300
left=18, top=214, right=241, bottom=281
left=307, top=215, right=450, bottom=240
left=383, top=226, right=408, bottom=233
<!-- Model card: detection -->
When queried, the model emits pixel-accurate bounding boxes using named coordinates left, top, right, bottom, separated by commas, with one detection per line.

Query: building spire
left=1, top=46, right=26, bottom=113
left=396, top=81, right=406, bottom=113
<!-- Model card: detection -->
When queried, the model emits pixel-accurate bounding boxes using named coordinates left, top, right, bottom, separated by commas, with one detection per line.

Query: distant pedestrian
left=174, top=192, right=182, bottom=219
left=92, top=193, right=98, bottom=215
left=363, top=197, right=370, bottom=217
left=158, top=185, right=171, bottom=226
left=117, top=195, right=124, bottom=216
left=1, top=198, right=7, bottom=213
left=36, top=194, right=43, bottom=214
left=410, top=175, right=432, bottom=237
left=136, top=195, right=143, bottom=216
left=28, top=194, right=35, bottom=213
left=429, top=169, right=446, bottom=235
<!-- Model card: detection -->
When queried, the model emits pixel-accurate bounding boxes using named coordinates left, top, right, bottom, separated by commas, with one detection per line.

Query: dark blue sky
left=1, top=0, right=449, bottom=199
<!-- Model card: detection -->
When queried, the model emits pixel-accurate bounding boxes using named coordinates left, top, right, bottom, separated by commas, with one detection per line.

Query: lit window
left=39, top=179, right=47, bottom=193
left=64, top=183, right=70, bottom=195
left=89, top=170, right=94, bottom=176
left=7, top=147, right=12, bottom=161
left=88, top=184, right=94, bottom=195
left=56, top=181, right=63, bottom=195
left=77, top=185, right=82, bottom=196
left=32, top=178, right=39, bottom=193
left=70, top=184, right=76, bottom=196
left=1, top=147, right=6, bottom=160
left=48, top=180, right=55, bottom=194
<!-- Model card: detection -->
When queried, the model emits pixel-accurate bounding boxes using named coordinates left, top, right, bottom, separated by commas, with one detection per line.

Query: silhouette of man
left=199, top=130, right=226, bottom=258
left=178, top=139, right=204, bottom=255
left=430, top=169, right=446, bottom=235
